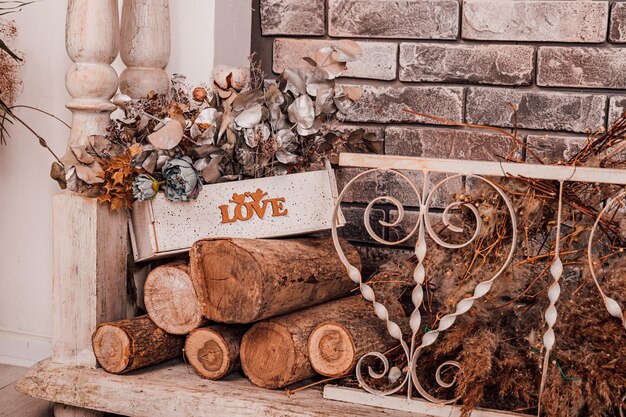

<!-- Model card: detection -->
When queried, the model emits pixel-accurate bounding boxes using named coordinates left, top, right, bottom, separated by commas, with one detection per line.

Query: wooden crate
left=129, top=168, right=345, bottom=261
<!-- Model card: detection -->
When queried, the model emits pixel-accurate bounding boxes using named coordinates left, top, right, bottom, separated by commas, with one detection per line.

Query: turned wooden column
left=120, top=0, right=171, bottom=98
left=65, top=0, right=119, bottom=148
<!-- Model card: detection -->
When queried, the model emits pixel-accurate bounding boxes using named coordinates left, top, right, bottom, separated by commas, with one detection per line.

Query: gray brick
left=538, top=47, right=626, bottom=89
left=608, top=96, right=626, bottom=126
left=328, top=0, right=459, bottom=39
left=610, top=3, right=626, bottom=43
left=342, top=85, right=464, bottom=124
left=462, top=0, right=609, bottom=43
left=385, top=127, right=521, bottom=162
left=526, top=135, right=588, bottom=164
left=341, top=205, right=386, bottom=244
left=336, top=168, right=461, bottom=209
left=466, top=88, right=606, bottom=133
left=260, top=0, right=324, bottom=35
left=400, top=43, right=534, bottom=86
left=273, top=39, right=397, bottom=80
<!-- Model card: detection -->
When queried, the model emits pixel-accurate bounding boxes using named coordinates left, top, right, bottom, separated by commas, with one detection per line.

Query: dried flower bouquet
left=59, top=40, right=381, bottom=210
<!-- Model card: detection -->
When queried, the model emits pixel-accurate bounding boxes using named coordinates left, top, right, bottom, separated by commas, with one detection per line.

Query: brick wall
left=251, top=0, right=625, bottom=269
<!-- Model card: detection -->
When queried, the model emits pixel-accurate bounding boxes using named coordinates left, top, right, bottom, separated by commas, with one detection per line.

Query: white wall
left=0, top=0, right=251, bottom=367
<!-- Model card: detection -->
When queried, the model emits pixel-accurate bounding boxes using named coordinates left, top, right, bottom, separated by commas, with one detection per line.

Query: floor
left=0, top=364, right=53, bottom=417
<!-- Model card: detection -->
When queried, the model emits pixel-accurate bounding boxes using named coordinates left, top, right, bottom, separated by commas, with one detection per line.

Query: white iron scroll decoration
left=330, top=153, right=626, bottom=415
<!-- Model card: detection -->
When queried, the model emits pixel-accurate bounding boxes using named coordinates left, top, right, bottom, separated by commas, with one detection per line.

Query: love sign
left=129, top=168, right=344, bottom=261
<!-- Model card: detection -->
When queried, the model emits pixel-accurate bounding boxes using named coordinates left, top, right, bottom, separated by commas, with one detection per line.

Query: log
left=308, top=318, right=409, bottom=378
left=184, top=325, right=247, bottom=380
left=144, top=262, right=207, bottom=334
left=92, top=315, right=184, bottom=374
left=240, top=295, right=402, bottom=389
left=189, top=237, right=361, bottom=324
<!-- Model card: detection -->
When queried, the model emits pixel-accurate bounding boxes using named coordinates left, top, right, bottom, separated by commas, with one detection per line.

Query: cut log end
left=144, top=263, right=206, bottom=335
left=92, top=325, right=131, bottom=374
left=185, top=327, right=242, bottom=380
left=240, top=323, right=296, bottom=389
left=308, top=323, right=356, bottom=377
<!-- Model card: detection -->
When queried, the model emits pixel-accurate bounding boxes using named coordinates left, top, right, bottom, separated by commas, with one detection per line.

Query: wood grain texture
left=52, top=192, right=134, bottom=368
left=144, top=262, right=207, bottom=335
left=16, top=360, right=427, bottom=417
left=120, top=0, right=171, bottom=98
left=184, top=325, right=247, bottom=380
left=190, top=237, right=361, bottom=323
left=92, top=315, right=184, bottom=374
left=240, top=296, right=377, bottom=389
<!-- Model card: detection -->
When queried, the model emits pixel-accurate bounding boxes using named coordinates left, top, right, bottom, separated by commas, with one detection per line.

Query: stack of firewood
left=91, top=236, right=408, bottom=388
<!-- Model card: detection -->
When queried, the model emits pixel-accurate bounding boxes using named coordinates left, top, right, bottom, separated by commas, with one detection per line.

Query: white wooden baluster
left=55, top=2, right=134, bottom=416
left=65, top=0, right=119, bottom=147
left=120, top=0, right=171, bottom=99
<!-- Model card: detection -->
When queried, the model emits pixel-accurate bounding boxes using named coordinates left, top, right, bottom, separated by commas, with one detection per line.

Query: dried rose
left=162, top=157, right=202, bottom=202
left=132, top=174, right=160, bottom=201
left=193, top=87, right=208, bottom=102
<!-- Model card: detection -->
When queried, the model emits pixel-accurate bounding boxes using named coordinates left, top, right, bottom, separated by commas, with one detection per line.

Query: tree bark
left=189, top=237, right=361, bottom=323
left=92, top=315, right=184, bottom=374
left=144, top=262, right=207, bottom=335
left=184, top=325, right=247, bottom=380
left=240, top=295, right=402, bottom=389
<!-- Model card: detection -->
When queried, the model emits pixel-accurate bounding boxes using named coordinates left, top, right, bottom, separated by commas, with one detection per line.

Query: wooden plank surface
left=325, top=386, right=531, bottom=417
left=16, top=359, right=430, bottom=417
left=52, top=192, right=134, bottom=367
left=0, top=365, right=53, bottom=417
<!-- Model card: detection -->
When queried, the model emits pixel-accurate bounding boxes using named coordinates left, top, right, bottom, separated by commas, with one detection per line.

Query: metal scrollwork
left=587, top=190, right=626, bottom=330
left=331, top=169, right=518, bottom=403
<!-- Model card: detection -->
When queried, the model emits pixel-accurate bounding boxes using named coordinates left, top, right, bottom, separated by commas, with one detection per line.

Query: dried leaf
left=50, top=162, right=67, bottom=189
left=343, top=86, right=362, bottom=101
left=235, top=103, right=263, bottom=129
left=288, top=95, right=315, bottom=129
left=201, top=155, right=224, bottom=183
left=333, top=40, right=363, bottom=62
left=148, top=120, right=184, bottom=150
left=70, top=146, right=95, bottom=165
left=281, top=68, right=308, bottom=96
left=75, top=160, right=105, bottom=185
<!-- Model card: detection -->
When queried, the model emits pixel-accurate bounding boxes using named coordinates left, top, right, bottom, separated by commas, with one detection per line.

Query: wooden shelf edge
left=15, top=359, right=425, bottom=417
left=324, top=386, right=532, bottom=417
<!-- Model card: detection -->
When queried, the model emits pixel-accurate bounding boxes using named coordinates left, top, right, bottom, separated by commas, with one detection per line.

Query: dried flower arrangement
left=332, top=112, right=626, bottom=417
left=58, top=40, right=380, bottom=210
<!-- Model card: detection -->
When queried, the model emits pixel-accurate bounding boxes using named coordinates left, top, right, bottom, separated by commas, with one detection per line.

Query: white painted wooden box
left=129, top=168, right=344, bottom=261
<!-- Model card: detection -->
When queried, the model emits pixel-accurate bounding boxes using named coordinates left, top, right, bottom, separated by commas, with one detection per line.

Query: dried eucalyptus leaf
left=148, top=120, right=184, bottom=150
left=193, top=157, right=211, bottom=172
left=141, top=152, right=158, bottom=174
left=195, top=107, right=217, bottom=126
left=288, top=95, right=315, bottom=129
left=50, top=162, right=67, bottom=189
left=235, top=103, right=263, bottom=129
left=75, top=160, right=104, bottom=185
left=334, top=40, right=363, bottom=62
left=302, top=56, right=317, bottom=67
left=188, top=145, right=222, bottom=159
left=276, top=149, right=298, bottom=164
left=201, top=155, right=223, bottom=183
left=232, top=89, right=264, bottom=112
left=71, top=146, right=95, bottom=165
left=314, top=47, right=347, bottom=80
left=88, top=135, right=109, bottom=158
left=343, top=85, right=362, bottom=101
left=297, top=118, right=322, bottom=136
left=281, top=68, right=308, bottom=96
